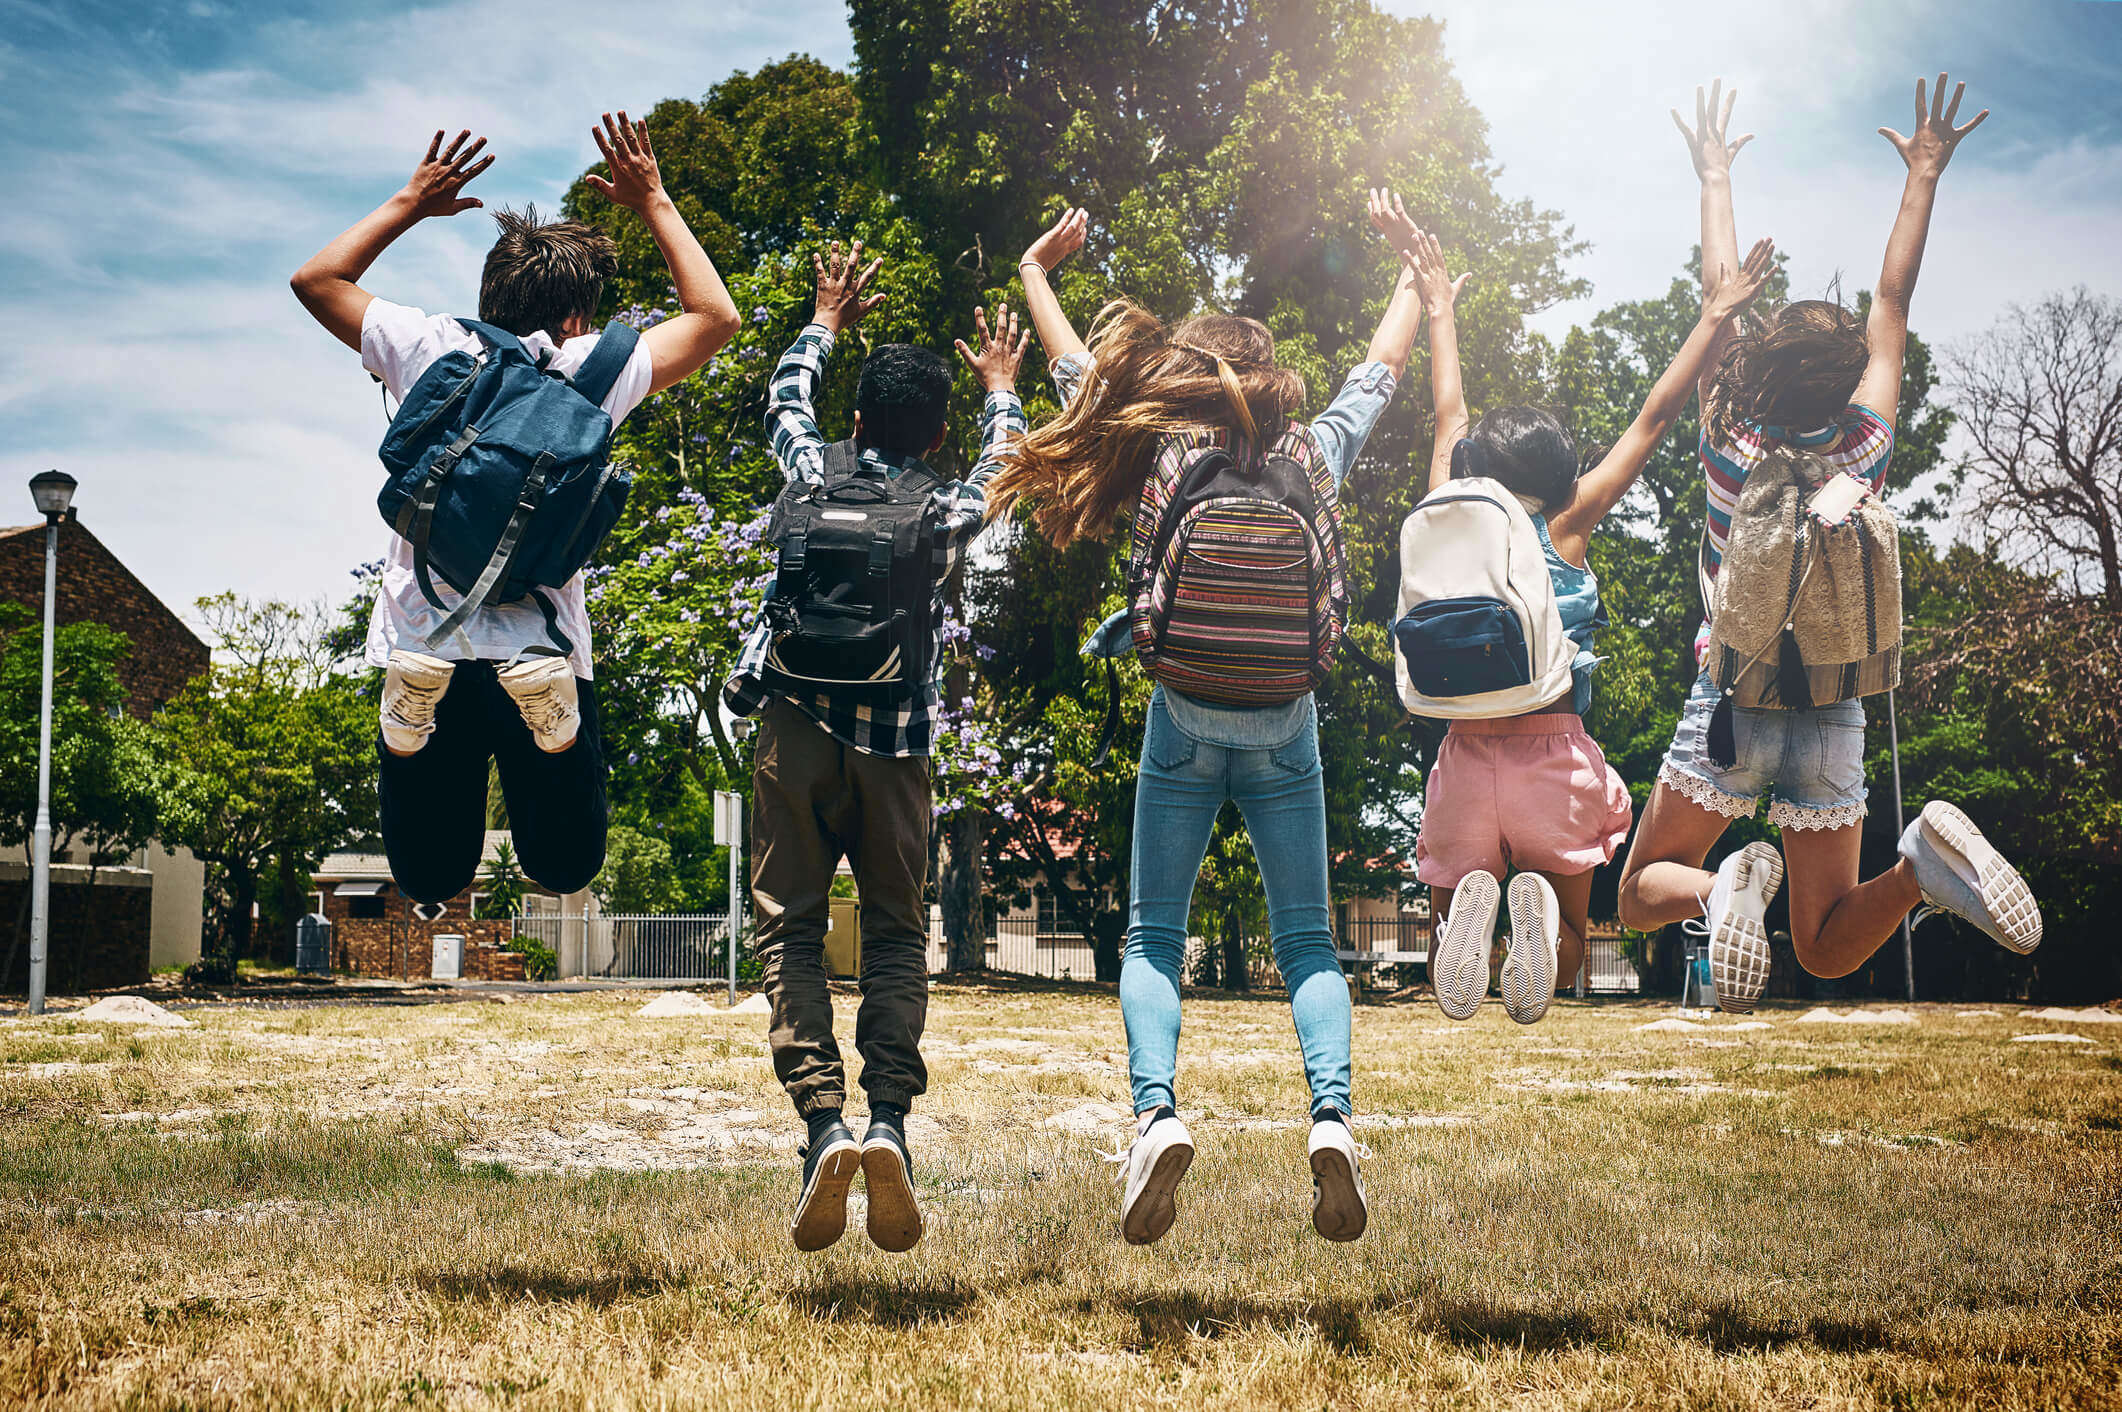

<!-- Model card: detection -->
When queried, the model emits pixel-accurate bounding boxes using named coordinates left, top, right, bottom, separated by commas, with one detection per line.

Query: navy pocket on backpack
left=1392, top=597, right=1531, bottom=698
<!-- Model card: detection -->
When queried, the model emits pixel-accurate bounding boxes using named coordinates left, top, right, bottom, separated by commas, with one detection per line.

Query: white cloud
left=0, top=0, right=850, bottom=621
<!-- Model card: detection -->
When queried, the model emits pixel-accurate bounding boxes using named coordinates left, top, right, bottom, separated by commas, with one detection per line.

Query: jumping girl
left=1617, top=76, right=2040, bottom=1008
left=995, top=202, right=1424, bottom=1245
left=1373, top=197, right=1776, bottom=1024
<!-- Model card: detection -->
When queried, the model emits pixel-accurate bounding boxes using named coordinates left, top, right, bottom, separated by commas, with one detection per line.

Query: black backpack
left=759, top=440, right=942, bottom=705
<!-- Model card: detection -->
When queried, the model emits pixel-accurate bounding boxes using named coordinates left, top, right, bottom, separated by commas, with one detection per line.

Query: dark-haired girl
left=1372, top=200, right=1774, bottom=1024
left=996, top=203, right=1425, bottom=1246
left=1618, top=77, right=2039, bottom=1012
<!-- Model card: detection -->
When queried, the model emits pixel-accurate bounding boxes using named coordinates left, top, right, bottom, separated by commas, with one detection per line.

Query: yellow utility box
left=825, top=897, right=861, bottom=978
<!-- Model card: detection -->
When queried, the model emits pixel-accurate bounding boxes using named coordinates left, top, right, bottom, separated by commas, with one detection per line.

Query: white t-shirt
left=359, top=298, right=654, bottom=679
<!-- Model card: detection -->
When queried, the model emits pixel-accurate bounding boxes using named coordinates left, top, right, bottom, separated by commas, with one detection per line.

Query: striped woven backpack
left=1126, top=426, right=1351, bottom=706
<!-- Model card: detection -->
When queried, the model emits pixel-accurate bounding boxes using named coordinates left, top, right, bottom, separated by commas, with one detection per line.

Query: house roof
left=315, top=830, right=536, bottom=884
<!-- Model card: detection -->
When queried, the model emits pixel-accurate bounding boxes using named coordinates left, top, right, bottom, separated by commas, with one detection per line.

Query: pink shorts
left=1415, top=714, right=1633, bottom=889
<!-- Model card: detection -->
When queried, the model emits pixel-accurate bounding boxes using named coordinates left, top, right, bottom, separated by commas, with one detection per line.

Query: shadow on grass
left=416, top=1265, right=689, bottom=1307
left=789, top=1273, right=984, bottom=1328
left=1086, top=1291, right=1374, bottom=1354
left=1428, top=1296, right=1894, bottom=1356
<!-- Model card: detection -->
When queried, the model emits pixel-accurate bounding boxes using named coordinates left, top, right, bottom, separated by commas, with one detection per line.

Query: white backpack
left=1391, top=476, right=1575, bottom=718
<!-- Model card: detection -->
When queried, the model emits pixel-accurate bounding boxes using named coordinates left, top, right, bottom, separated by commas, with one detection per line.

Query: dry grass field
left=1, top=979, right=2117, bottom=1409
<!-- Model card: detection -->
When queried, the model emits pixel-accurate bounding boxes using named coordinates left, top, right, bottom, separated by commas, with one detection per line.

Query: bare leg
left=1540, top=870, right=1593, bottom=987
left=1431, top=885, right=1456, bottom=932
left=1780, top=823, right=1921, bottom=978
left=1617, top=782, right=1739, bottom=931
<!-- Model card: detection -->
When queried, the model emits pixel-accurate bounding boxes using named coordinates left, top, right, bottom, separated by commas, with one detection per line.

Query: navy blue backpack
left=376, top=318, right=641, bottom=654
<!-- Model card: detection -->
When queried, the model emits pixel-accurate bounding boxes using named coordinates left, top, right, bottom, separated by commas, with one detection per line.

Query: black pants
left=378, top=662, right=607, bottom=903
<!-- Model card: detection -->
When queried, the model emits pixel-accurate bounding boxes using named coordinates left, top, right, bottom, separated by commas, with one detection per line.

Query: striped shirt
left=1695, top=403, right=1893, bottom=660
left=722, top=323, right=1024, bottom=757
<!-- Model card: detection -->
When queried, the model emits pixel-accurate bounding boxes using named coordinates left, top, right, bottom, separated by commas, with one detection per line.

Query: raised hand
left=1670, top=80, right=1754, bottom=181
left=1705, top=237, right=1777, bottom=322
left=401, top=129, right=492, bottom=219
left=812, top=239, right=885, bottom=335
left=1402, top=227, right=1470, bottom=315
left=1021, top=207, right=1088, bottom=274
left=1879, top=73, right=1988, bottom=176
left=1366, top=187, right=1422, bottom=258
left=955, top=301, right=1032, bottom=392
left=584, top=111, right=665, bottom=213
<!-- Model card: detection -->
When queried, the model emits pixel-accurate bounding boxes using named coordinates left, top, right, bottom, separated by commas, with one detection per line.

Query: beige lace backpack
left=1699, top=443, right=1901, bottom=757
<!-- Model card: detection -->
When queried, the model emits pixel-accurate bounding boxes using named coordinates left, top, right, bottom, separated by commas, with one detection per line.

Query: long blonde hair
left=986, top=301, right=1306, bottom=547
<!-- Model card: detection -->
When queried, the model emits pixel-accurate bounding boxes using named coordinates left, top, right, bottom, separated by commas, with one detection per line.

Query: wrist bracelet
left=1017, top=260, right=1047, bottom=276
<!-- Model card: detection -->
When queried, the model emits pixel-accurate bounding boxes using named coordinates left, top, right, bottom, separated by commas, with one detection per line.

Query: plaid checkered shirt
left=722, top=322, right=1023, bottom=757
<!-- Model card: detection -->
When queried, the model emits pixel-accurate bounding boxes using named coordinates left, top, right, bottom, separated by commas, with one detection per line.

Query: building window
left=348, top=895, right=387, bottom=920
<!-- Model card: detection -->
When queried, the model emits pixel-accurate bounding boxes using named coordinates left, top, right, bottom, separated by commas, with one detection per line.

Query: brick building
left=1, top=512, right=211, bottom=984
left=0, top=515, right=209, bottom=719
left=310, top=832, right=560, bottom=981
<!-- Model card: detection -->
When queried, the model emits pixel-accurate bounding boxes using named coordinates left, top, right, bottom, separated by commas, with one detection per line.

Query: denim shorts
left=1657, top=672, right=1869, bottom=831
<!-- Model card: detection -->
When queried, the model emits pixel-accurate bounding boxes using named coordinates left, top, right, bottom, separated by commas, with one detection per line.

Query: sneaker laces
left=385, top=675, right=448, bottom=728
left=1681, top=893, right=1712, bottom=940
left=511, top=678, right=575, bottom=737
left=1098, top=1139, right=1133, bottom=1181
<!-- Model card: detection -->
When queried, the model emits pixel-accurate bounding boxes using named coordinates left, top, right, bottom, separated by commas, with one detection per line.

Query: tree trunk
left=1194, top=917, right=1219, bottom=988
left=939, top=808, right=985, bottom=972
left=224, top=870, right=257, bottom=974
left=1222, top=908, right=1248, bottom=993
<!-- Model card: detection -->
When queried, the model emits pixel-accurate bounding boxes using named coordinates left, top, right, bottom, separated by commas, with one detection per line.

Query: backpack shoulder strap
left=819, top=438, right=862, bottom=481
left=570, top=320, right=642, bottom=407
left=454, top=319, right=531, bottom=359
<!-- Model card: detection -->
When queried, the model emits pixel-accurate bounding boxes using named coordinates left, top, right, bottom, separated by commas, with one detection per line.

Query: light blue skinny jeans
left=1122, top=686, right=1352, bottom=1117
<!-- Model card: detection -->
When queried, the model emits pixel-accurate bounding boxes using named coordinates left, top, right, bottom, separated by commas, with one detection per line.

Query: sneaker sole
left=1710, top=843, right=1782, bottom=1014
left=790, top=1141, right=860, bottom=1252
left=1432, top=871, right=1498, bottom=1021
left=1122, top=1137, right=1194, bottom=1246
left=1310, top=1144, right=1367, bottom=1242
left=1922, top=801, right=2042, bottom=954
left=1500, top=874, right=1558, bottom=1026
left=860, top=1140, right=924, bottom=1253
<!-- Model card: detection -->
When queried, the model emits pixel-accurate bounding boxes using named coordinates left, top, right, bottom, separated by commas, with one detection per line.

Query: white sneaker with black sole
left=1106, top=1108, right=1194, bottom=1246
left=1307, top=1115, right=1370, bottom=1242
left=1500, top=872, right=1560, bottom=1025
left=380, top=650, right=455, bottom=756
left=1432, top=869, right=1499, bottom=1020
left=1685, top=841, right=1784, bottom=1014
left=498, top=654, right=581, bottom=752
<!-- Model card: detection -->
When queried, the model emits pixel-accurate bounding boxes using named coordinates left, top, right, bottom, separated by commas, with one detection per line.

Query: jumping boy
left=724, top=241, right=1029, bottom=1253
left=291, top=115, right=738, bottom=903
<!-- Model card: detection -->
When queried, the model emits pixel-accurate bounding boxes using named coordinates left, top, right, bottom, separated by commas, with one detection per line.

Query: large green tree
left=567, top=3, right=1581, bottom=977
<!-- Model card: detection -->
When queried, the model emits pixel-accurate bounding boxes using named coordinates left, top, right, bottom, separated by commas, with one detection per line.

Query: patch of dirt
left=76, top=996, right=193, bottom=1027
left=2022, top=1006, right=2122, bottom=1024
left=2011, top=1033, right=2094, bottom=1045
left=1797, top=1007, right=1918, bottom=1025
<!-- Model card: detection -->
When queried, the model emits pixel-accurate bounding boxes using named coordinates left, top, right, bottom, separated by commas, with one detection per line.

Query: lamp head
left=29, top=470, right=76, bottom=522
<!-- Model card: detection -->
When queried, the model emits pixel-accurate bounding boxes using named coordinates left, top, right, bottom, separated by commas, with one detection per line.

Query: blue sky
left=3, top=0, right=2117, bottom=624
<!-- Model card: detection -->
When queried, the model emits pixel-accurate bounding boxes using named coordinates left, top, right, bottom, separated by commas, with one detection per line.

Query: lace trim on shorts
left=1657, top=761, right=1757, bottom=820
left=1767, top=797, right=1868, bottom=832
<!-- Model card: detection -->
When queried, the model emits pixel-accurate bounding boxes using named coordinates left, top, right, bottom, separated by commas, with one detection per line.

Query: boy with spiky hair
left=292, top=114, right=739, bottom=903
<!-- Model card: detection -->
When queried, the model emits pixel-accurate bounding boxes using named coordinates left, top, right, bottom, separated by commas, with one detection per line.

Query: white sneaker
left=1105, top=1110, right=1194, bottom=1246
left=1432, top=869, right=1499, bottom=1021
left=1899, top=801, right=2042, bottom=955
left=1500, top=872, right=1560, bottom=1025
left=380, top=650, right=455, bottom=755
left=498, top=655, right=580, bottom=752
left=1685, top=841, right=1783, bottom=1014
left=1307, top=1116, right=1370, bottom=1242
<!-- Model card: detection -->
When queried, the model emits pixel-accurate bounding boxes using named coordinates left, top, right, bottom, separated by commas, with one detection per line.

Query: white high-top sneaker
left=1106, top=1108, right=1194, bottom=1246
left=380, top=650, right=456, bottom=756
left=1307, top=1115, right=1370, bottom=1242
left=498, top=655, right=581, bottom=752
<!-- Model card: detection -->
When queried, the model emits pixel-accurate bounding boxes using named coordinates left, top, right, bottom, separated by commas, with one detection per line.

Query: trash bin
left=431, top=934, right=466, bottom=981
left=295, top=914, right=332, bottom=975
left=824, top=898, right=860, bottom=979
